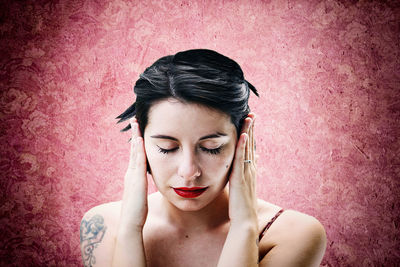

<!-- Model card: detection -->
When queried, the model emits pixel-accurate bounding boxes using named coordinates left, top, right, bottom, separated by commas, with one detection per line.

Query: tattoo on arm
left=80, top=214, right=107, bottom=267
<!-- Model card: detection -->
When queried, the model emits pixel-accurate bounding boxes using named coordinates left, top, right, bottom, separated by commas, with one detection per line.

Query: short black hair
left=116, top=48, right=258, bottom=137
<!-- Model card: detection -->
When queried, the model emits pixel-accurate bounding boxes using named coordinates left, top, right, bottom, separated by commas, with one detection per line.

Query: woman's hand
left=113, top=118, right=148, bottom=266
left=217, top=113, right=259, bottom=267
left=120, top=118, right=148, bottom=231
left=228, top=113, right=258, bottom=228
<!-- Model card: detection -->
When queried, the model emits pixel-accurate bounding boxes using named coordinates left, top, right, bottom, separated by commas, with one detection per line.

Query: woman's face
left=143, top=98, right=237, bottom=211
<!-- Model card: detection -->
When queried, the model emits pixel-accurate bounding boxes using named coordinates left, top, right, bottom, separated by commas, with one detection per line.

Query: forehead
left=145, top=99, right=236, bottom=138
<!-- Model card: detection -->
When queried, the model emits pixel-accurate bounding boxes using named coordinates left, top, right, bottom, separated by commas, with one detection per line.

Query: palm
left=120, top=118, right=148, bottom=229
left=228, top=114, right=258, bottom=226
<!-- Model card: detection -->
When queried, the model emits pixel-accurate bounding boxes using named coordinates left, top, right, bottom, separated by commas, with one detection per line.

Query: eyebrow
left=150, top=132, right=228, bottom=141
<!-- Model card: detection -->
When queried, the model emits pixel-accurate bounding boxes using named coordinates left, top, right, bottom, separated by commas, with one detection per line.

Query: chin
left=175, top=197, right=214, bottom=211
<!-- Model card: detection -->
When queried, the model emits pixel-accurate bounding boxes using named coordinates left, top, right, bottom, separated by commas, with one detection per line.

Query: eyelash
left=201, top=147, right=222, bottom=155
left=157, top=146, right=222, bottom=155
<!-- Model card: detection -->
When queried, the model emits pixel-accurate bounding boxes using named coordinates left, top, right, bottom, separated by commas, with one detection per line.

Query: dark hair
left=116, top=49, right=258, bottom=137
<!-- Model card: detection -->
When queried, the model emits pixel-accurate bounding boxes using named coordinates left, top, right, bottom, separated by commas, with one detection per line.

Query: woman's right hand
left=120, top=118, right=148, bottom=231
left=112, top=117, right=148, bottom=266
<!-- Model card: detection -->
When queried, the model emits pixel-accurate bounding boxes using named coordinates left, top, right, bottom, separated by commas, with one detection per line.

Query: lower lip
left=173, top=188, right=207, bottom=198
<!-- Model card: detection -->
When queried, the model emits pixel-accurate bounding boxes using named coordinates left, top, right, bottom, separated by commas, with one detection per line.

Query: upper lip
left=174, top=187, right=207, bottom=191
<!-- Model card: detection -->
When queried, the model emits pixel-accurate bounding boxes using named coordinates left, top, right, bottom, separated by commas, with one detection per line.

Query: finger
left=241, top=117, right=251, bottom=158
left=245, top=127, right=250, bottom=163
left=132, top=119, right=146, bottom=173
left=247, top=113, right=256, bottom=126
left=250, top=124, right=256, bottom=188
left=135, top=137, right=147, bottom=175
left=247, top=113, right=256, bottom=163
left=130, top=118, right=146, bottom=174
left=248, top=121, right=253, bottom=162
left=241, top=117, right=252, bottom=135
left=245, top=118, right=253, bottom=163
left=128, top=119, right=138, bottom=168
left=250, top=120, right=255, bottom=162
left=230, top=133, right=247, bottom=184
left=247, top=112, right=256, bottom=121
left=128, top=117, right=138, bottom=143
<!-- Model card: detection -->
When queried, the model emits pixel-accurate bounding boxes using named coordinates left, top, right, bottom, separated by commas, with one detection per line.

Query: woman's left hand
left=228, top=113, right=258, bottom=228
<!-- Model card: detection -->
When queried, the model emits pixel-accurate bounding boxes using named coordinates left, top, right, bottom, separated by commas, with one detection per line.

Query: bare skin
left=80, top=99, right=327, bottom=267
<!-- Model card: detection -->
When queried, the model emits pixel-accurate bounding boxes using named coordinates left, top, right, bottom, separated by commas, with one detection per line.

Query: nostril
left=178, top=163, right=201, bottom=179
left=193, top=169, right=201, bottom=178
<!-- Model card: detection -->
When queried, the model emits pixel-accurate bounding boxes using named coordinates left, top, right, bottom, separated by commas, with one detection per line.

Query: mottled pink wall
left=1, top=0, right=399, bottom=266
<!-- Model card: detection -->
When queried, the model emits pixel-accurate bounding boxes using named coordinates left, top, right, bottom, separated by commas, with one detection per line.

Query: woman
left=80, top=49, right=327, bottom=267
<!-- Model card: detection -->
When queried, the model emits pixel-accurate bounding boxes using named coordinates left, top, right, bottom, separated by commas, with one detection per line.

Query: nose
left=177, top=149, right=201, bottom=180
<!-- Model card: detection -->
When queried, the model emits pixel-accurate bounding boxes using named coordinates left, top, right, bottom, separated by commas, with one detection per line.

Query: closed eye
left=157, top=146, right=178, bottom=154
left=200, top=147, right=222, bottom=155
left=157, top=146, right=223, bottom=155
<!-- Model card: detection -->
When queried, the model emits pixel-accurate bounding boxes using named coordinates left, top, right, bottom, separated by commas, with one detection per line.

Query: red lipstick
left=173, top=187, right=208, bottom=198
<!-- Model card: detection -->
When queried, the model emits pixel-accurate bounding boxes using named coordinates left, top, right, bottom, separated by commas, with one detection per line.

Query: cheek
left=144, top=144, right=168, bottom=176
left=200, top=149, right=235, bottom=175
left=220, top=145, right=236, bottom=174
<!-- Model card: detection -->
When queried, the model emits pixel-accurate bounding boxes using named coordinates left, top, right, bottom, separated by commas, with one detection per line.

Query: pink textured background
left=1, top=0, right=399, bottom=266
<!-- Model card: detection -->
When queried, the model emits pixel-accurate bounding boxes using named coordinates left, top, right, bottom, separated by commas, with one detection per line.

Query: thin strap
left=258, top=209, right=284, bottom=241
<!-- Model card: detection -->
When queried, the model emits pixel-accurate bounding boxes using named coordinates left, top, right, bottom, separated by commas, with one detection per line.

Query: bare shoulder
left=256, top=199, right=325, bottom=239
left=256, top=198, right=283, bottom=231
left=270, top=209, right=326, bottom=247
left=80, top=201, right=122, bottom=267
left=256, top=200, right=327, bottom=267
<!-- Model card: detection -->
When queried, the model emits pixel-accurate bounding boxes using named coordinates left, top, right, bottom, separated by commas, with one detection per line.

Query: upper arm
left=259, top=212, right=327, bottom=267
left=80, top=203, right=119, bottom=267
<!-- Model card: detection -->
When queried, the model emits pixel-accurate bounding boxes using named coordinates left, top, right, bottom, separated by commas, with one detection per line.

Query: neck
left=161, top=187, right=230, bottom=232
